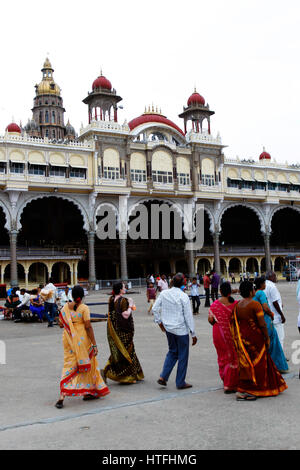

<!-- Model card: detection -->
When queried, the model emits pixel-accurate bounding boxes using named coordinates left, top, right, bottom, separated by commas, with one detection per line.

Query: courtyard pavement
left=0, top=282, right=300, bottom=450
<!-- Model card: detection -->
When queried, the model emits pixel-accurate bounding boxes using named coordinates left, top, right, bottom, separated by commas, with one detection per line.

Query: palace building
left=1, top=58, right=300, bottom=288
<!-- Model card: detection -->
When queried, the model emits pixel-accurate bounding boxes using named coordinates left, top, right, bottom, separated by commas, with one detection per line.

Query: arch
left=130, top=152, right=146, bottom=171
left=227, top=168, right=239, bottom=179
left=28, top=262, right=48, bottom=284
left=220, top=258, right=227, bottom=275
left=4, top=263, right=25, bottom=283
left=16, top=194, right=89, bottom=232
left=274, top=256, right=285, bottom=273
left=152, top=150, right=173, bottom=172
left=94, top=201, right=119, bottom=232
left=49, top=152, right=66, bottom=166
left=269, top=205, right=300, bottom=225
left=103, top=148, right=120, bottom=167
left=218, top=203, right=265, bottom=233
left=246, top=257, right=259, bottom=274
left=197, top=258, right=212, bottom=274
left=0, top=198, right=12, bottom=231
left=51, top=261, right=71, bottom=284
left=28, top=151, right=46, bottom=165
left=9, top=150, right=25, bottom=162
left=128, top=197, right=184, bottom=220
left=201, top=158, right=214, bottom=175
left=194, top=205, right=215, bottom=234
left=177, top=156, right=190, bottom=174
left=228, top=258, right=242, bottom=274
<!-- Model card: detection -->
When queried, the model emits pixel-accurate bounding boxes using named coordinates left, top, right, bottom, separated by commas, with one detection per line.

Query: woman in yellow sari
left=55, top=285, right=110, bottom=408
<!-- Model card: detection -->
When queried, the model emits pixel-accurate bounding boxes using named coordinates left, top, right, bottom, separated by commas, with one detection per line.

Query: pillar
left=170, top=259, right=176, bottom=274
left=25, top=270, right=29, bottom=289
left=212, top=231, right=221, bottom=274
left=88, top=231, right=96, bottom=286
left=120, top=238, right=128, bottom=280
left=10, top=230, right=18, bottom=288
left=187, top=249, right=195, bottom=278
left=264, top=232, right=272, bottom=273
left=1, top=265, right=4, bottom=285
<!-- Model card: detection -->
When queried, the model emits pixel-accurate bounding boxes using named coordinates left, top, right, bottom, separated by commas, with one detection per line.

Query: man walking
left=41, top=278, right=58, bottom=327
left=203, top=271, right=211, bottom=307
left=265, top=271, right=286, bottom=349
left=152, top=273, right=197, bottom=390
left=190, top=277, right=201, bottom=314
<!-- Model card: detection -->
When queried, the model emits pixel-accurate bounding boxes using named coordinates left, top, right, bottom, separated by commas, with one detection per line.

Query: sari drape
left=59, top=304, right=110, bottom=397
left=104, top=296, right=144, bottom=383
left=230, top=301, right=287, bottom=397
left=209, top=300, right=239, bottom=390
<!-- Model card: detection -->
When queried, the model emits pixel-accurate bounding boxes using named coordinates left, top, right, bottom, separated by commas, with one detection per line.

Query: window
left=241, top=180, right=253, bottom=190
left=130, top=169, right=146, bottom=182
left=201, top=174, right=215, bottom=186
left=45, top=111, right=49, bottom=123
left=39, top=111, right=43, bottom=123
left=52, top=111, right=55, bottom=124
left=255, top=182, right=266, bottom=190
left=178, top=173, right=190, bottom=185
left=28, top=165, right=46, bottom=176
left=0, top=163, right=6, bottom=173
left=10, top=162, right=24, bottom=174
left=152, top=170, right=173, bottom=184
left=268, top=182, right=277, bottom=191
left=52, top=130, right=56, bottom=138
left=45, top=130, right=49, bottom=137
left=103, top=166, right=120, bottom=180
left=49, top=166, right=66, bottom=177
left=70, top=167, right=86, bottom=178
left=227, top=178, right=240, bottom=188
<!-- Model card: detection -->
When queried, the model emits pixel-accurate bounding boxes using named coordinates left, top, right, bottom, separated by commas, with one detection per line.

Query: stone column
left=25, top=270, right=29, bottom=289
left=1, top=265, right=4, bottom=285
left=10, top=230, right=18, bottom=288
left=120, top=238, right=128, bottom=280
left=187, top=248, right=195, bottom=278
left=264, top=232, right=272, bottom=273
left=88, top=231, right=96, bottom=287
left=212, top=231, right=221, bottom=274
left=170, top=259, right=176, bottom=274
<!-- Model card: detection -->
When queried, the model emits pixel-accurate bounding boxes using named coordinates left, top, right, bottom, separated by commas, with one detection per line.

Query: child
left=146, top=282, right=156, bottom=315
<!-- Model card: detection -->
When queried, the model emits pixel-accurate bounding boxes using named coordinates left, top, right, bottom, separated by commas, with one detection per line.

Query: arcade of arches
left=1, top=199, right=300, bottom=287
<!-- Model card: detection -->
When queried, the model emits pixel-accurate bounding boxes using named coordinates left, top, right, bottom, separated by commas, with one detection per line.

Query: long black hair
left=239, top=280, right=254, bottom=298
left=220, top=281, right=235, bottom=303
left=254, top=276, right=266, bottom=291
left=72, top=285, right=84, bottom=311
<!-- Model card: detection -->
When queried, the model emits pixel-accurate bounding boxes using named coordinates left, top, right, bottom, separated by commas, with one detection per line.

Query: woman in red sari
left=208, top=282, right=239, bottom=393
left=230, top=281, right=287, bottom=401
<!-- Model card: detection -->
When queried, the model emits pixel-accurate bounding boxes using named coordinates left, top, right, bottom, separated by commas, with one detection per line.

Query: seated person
left=14, top=289, right=31, bottom=322
left=29, top=288, right=45, bottom=322
left=4, top=288, right=21, bottom=318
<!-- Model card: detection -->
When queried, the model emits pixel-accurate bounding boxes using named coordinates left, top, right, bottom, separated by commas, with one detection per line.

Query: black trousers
left=211, top=287, right=219, bottom=302
left=204, top=288, right=210, bottom=307
left=191, top=296, right=200, bottom=313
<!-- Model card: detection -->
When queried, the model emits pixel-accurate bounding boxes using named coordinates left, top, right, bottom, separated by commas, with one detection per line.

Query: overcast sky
left=1, top=0, right=299, bottom=163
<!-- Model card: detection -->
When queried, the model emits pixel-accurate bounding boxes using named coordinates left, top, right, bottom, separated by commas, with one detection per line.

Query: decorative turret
left=83, top=70, right=122, bottom=123
left=179, top=88, right=214, bottom=135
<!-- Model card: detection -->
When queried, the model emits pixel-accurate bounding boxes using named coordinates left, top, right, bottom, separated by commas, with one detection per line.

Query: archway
left=51, top=262, right=71, bottom=284
left=28, top=262, right=48, bottom=285
left=246, top=258, right=259, bottom=274
left=271, top=208, right=300, bottom=249
left=18, top=197, right=87, bottom=249
left=220, top=205, right=263, bottom=247
left=220, top=258, right=227, bottom=276
left=0, top=205, right=9, bottom=247
left=197, top=258, right=211, bottom=275
left=274, top=256, right=285, bottom=273
left=4, top=263, right=25, bottom=284
left=228, top=258, right=242, bottom=275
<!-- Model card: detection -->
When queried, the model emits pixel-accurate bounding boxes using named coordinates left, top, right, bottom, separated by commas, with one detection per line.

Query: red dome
left=92, top=75, right=112, bottom=91
left=187, top=92, right=205, bottom=106
left=6, top=122, right=21, bottom=133
left=128, top=113, right=184, bottom=136
left=259, top=150, right=271, bottom=160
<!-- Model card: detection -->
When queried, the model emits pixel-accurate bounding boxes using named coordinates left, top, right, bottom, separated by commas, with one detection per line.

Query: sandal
left=236, top=392, right=257, bottom=401
left=83, top=394, right=99, bottom=401
left=157, top=378, right=167, bottom=386
left=55, top=399, right=64, bottom=409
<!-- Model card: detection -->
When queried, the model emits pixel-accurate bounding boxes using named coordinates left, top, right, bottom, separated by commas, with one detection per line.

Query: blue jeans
left=44, top=302, right=56, bottom=325
left=161, top=331, right=190, bottom=388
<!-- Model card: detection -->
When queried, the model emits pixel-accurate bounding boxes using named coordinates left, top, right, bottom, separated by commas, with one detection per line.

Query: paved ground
left=0, top=282, right=300, bottom=450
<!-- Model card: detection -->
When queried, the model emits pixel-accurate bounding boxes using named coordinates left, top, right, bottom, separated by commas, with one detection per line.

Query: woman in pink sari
left=208, top=282, right=239, bottom=393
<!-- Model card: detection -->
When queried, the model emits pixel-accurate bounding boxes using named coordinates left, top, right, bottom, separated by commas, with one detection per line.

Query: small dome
left=6, top=122, right=21, bottom=133
left=92, top=75, right=112, bottom=91
left=259, top=148, right=271, bottom=160
left=187, top=91, right=205, bottom=106
left=65, top=120, right=75, bottom=135
left=25, top=119, right=39, bottom=131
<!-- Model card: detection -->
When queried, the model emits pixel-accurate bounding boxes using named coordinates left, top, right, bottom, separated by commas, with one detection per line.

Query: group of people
left=208, top=271, right=288, bottom=400
left=4, top=280, right=75, bottom=327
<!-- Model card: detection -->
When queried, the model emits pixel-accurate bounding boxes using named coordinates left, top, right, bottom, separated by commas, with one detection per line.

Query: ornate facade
left=1, top=59, right=300, bottom=287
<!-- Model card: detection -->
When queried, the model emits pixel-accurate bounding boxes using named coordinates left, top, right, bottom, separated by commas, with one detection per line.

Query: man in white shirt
left=190, top=277, right=201, bottom=314
left=157, top=274, right=169, bottom=292
left=152, top=273, right=197, bottom=390
left=59, top=286, right=73, bottom=308
left=14, top=289, right=31, bottom=322
left=265, top=271, right=286, bottom=349
left=43, top=278, right=58, bottom=327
